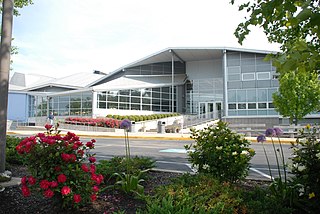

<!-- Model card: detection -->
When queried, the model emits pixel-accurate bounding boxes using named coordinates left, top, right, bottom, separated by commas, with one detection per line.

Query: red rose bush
left=16, top=125, right=103, bottom=208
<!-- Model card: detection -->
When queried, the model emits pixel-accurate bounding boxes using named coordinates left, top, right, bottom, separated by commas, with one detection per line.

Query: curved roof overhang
left=89, top=47, right=277, bottom=87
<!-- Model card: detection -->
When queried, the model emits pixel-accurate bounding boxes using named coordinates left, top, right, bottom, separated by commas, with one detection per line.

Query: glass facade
left=226, top=51, right=278, bottom=116
left=28, top=95, right=48, bottom=117
left=97, top=86, right=176, bottom=112
left=125, top=62, right=185, bottom=75
left=186, top=78, right=223, bottom=114
left=28, top=91, right=93, bottom=117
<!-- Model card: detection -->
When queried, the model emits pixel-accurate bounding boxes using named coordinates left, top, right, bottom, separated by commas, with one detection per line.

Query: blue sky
left=11, top=0, right=280, bottom=78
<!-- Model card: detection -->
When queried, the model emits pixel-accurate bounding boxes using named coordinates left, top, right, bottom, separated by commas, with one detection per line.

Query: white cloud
left=11, top=0, right=280, bottom=78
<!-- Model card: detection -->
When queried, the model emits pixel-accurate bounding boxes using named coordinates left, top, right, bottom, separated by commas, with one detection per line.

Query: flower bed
left=64, top=117, right=121, bottom=128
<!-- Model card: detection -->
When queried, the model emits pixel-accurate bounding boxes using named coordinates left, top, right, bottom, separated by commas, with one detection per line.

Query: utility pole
left=0, top=0, right=14, bottom=173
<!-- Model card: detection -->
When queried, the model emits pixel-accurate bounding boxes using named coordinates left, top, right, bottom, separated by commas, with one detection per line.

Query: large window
left=96, top=86, right=176, bottom=112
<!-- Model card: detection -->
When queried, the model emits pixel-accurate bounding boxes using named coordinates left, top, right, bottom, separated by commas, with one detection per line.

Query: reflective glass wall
left=185, top=78, right=223, bottom=114
left=97, top=86, right=176, bottom=112
left=226, top=51, right=279, bottom=116
left=28, top=91, right=93, bottom=117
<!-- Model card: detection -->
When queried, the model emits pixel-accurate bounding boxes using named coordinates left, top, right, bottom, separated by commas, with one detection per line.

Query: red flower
left=90, top=164, right=96, bottom=173
left=73, top=194, right=82, bottom=203
left=91, top=174, right=103, bottom=185
left=69, top=154, right=76, bottom=162
left=28, top=176, right=37, bottom=185
left=89, top=156, right=96, bottom=163
left=44, top=189, right=54, bottom=198
left=61, top=186, right=71, bottom=195
left=92, top=186, right=99, bottom=192
left=72, top=144, right=79, bottom=150
left=51, top=181, right=58, bottom=188
left=81, top=164, right=89, bottom=173
left=45, top=124, right=53, bottom=130
left=86, top=141, right=94, bottom=148
left=61, top=153, right=70, bottom=162
left=77, top=149, right=84, bottom=156
left=90, top=194, right=97, bottom=201
left=21, top=185, right=31, bottom=197
left=21, top=176, right=27, bottom=185
left=57, top=174, right=67, bottom=183
left=40, top=180, right=51, bottom=189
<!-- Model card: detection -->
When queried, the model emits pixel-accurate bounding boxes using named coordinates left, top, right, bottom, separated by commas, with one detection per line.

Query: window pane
left=248, top=103, right=256, bottom=109
left=119, top=96, right=129, bottom=103
left=228, top=103, right=236, bottom=109
left=238, top=103, right=246, bottom=109
left=258, top=103, right=267, bottom=109
left=131, top=97, right=140, bottom=104
left=242, top=73, right=255, bottom=81
left=131, top=104, right=140, bottom=110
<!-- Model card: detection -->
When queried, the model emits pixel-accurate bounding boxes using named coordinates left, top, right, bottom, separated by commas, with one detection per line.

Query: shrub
left=96, top=156, right=155, bottom=182
left=287, top=125, right=320, bottom=212
left=6, top=135, right=24, bottom=165
left=185, top=121, right=255, bottom=183
left=16, top=125, right=104, bottom=209
left=141, top=173, right=246, bottom=213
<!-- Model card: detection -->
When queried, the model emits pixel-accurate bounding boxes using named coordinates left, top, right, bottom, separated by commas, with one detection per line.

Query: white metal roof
left=90, top=47, right=277, bottom=86
left=93, top=74, right=187, bottom=91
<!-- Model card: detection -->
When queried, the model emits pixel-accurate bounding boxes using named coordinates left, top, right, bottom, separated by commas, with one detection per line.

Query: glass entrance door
left=198, top=102, right=222, bottom=119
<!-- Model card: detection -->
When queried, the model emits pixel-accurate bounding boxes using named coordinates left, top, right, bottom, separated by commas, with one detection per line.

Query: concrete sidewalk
left=7, top=127, right=296, bottom=144
left=7, top=128, right=193, bottom=141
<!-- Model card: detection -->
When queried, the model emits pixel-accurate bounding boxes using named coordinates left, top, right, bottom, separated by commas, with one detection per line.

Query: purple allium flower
left=273, top=127, right=283, bottom=136
left=257, top=135, right=266, bottom=143
left=265, top=128, right=275, bottom=137
left=120, top=119, right=131, bottom=129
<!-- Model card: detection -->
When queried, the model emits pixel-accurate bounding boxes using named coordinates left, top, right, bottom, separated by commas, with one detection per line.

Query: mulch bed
left=0, top=165, right=181, bottom=214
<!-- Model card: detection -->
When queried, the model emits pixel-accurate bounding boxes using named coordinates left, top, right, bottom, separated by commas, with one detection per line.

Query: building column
left=171, top=50, right=175, bottom=113
left=223, top=49, right=228, bottom=118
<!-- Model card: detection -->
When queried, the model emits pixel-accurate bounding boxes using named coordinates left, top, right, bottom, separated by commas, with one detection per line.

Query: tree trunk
left=0, top=0, right=14, bottom=173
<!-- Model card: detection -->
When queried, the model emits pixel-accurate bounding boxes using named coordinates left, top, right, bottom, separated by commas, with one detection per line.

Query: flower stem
left=262, top=141, right=273, bottom=181
left=277, top=136, right=287, bottom=183
left=271, top=137, right=282, bottom=181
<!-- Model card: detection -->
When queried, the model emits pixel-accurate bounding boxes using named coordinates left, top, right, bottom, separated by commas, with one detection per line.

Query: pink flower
left=21, top=185, right=31, bottom=197
left=90, top=194, right=97, bottom=201
left=57, top=174, right=67, bottom=183
left=44, top=189, right=54, bottom=198
left=81, top=164, right=89, bottom=173
left=61, top=186, right=71, bottom=195
left=28, top=176, right=37, bottom=185
left=89, top=156, right=96, bottom=163
left=40, top=180, right=51, bottom=189
left=50, top=181, right=58, bottom=188
left=92, top=186, right=99, bottom=192
left=73, top=194, right=82, bottom=203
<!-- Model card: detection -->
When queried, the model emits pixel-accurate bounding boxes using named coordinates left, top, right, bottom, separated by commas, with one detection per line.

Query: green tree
left=273, top=70, right=320, bottom=125
left=231, top=0, right=320, bottom=121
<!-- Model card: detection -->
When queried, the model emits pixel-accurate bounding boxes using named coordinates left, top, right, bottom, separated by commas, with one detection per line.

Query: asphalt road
left=86, top=137, right=292, bottom=180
